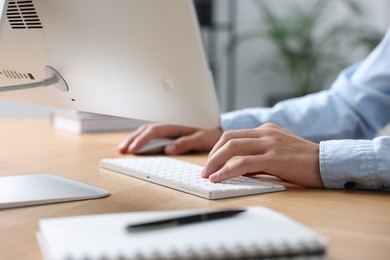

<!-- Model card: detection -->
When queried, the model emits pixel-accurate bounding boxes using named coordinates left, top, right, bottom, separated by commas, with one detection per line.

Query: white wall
left=214, top=0, right=390, bottom=111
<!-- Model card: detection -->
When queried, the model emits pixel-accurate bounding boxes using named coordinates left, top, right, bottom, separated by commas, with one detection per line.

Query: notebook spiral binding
left=69, top=239, right=325, bottom=260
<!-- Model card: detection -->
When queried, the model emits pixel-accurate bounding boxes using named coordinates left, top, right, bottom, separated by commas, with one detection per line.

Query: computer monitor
left=0, top=0, right=220, bottom=129
left=0, top=0, right=220, bottom=208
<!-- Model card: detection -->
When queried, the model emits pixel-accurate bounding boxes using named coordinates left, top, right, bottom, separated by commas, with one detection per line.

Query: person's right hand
left=118, top=123, right=223, bottom=155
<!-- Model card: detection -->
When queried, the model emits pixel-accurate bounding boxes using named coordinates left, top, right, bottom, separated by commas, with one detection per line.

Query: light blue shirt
left=221, top=28, right=390, bottom=191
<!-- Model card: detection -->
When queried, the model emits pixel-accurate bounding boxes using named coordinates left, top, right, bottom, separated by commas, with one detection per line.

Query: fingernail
left=165, top=145, right=176, bottom=154
left=209, top=172, right=220, bottom=183
left=203, top=165, right=217, bottom=176
left=118, top=143, right=128, bottom=153
left=201, top=168, right=206, bottom=177
left=128, top=143, right=137, bottom=153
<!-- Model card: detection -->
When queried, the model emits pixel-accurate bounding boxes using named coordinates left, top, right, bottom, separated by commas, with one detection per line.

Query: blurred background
left=197, top=0, right=389, bottom=112
left=1, top=0, right=389, bottom=117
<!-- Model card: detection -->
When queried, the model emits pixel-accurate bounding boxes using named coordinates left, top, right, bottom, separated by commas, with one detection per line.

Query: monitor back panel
left=0, top=0, right=220, bottom=129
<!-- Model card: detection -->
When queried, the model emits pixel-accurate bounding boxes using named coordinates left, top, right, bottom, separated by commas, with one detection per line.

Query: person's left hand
left=201, top=123, right=324, bottom=188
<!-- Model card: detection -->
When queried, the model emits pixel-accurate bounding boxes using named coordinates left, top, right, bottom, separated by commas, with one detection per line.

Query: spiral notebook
left=37, top=207, right=327, bottom=259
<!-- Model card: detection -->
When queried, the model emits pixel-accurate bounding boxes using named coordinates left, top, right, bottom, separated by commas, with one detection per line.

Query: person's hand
left=201, top=123, right=324, bottom=188
left=118, top=123, right=223, bottom=155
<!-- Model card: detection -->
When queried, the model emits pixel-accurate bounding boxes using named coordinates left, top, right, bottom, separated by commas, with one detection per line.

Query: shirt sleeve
left=319, top=28, right=390, bottom=191
left=320, top=137, right=390, bottom=191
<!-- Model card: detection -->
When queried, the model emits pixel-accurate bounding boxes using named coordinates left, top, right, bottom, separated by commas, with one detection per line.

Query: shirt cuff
left=319, top=139, right=380, bottom=190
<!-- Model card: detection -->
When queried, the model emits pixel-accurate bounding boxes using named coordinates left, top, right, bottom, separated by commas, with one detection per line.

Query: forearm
left=221, top=85, right=378, bottom=142
left=222, top=66, right=390, bottom=142
left=319, top=136, right=390, bottom=191
left=220, top=91, right=342, bottom=142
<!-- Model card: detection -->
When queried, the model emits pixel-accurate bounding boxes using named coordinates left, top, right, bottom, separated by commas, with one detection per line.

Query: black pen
left=126, top=208, right=246, bottom=232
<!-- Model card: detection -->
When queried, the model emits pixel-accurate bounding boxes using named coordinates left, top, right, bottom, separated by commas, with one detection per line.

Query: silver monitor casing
left=0, top=0, right=220, bottom=129
left=0, top=0, right=218, bottom=208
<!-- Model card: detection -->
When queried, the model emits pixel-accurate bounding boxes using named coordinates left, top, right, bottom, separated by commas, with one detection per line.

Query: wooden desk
left=1, top=118, right=389, bottom=260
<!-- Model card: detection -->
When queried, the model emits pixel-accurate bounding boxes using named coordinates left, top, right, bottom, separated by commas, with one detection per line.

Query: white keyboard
left=100, top=157, right=285, bottom=199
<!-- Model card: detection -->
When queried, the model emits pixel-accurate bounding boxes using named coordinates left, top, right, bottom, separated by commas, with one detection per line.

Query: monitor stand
left=0, top=174, right=109, bottom=209
left=0, top=67, right=101, bottom=209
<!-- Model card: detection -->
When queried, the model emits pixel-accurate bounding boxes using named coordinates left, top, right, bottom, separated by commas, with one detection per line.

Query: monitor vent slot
left=6, top=0, right=43, bottom=29
left=0, top=69, right=34, bottom=80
